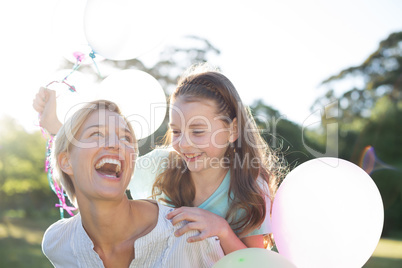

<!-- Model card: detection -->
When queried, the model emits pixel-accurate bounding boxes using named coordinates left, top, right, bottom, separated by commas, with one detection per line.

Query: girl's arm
left=32, top=87, right=62, bottom=135
left=240, top=235, right=265, bottom=248
left=166, top=207, right=265, bottom=255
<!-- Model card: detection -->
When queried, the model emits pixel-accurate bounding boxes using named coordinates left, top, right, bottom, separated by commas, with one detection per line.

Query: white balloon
left=52, top=0, right=95, bottom=65
left=84, top=0, right=172, bottom=60
left=87, top=69, right=167, bottom=140
left=272, top=157, right=384, bottom=268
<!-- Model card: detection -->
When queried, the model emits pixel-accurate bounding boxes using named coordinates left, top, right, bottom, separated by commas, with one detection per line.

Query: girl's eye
left=192, top=130, right=205, bottom=135
left=171, top=130, right=181, bottom=136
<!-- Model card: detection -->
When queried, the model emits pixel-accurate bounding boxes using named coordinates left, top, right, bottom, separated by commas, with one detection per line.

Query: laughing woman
left=42, top=100, right=223, bottom=267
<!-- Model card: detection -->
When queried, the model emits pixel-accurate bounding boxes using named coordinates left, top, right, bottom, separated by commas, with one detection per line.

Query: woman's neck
left=79, top=197, right=136, bottom=246
left=77, top=198, right=158, bottom=267
left=78, top=198, right=157, bottom=250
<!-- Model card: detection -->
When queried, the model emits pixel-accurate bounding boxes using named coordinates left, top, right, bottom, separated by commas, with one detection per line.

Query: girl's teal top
left=129, top=149, right=272, bottom=237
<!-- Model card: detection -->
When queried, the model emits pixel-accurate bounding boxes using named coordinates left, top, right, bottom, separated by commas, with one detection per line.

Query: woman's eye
left=90, top=131, right=104, bottom=137
left=121, top=135, right=132, bottom=142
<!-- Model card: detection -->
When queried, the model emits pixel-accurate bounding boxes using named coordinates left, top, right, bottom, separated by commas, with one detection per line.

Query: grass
left=364, top=236, right=402, bottom=267
left=1, top=212, right=402, bottom=267
left=0, top=214, right=55, bottom=268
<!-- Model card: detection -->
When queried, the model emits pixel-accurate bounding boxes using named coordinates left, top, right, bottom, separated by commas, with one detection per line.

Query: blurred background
left=0, top=0, right=401, bottom=267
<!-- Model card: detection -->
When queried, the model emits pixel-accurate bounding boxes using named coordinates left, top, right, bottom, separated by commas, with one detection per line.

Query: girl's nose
left=179, top=133, right=192, bottom=149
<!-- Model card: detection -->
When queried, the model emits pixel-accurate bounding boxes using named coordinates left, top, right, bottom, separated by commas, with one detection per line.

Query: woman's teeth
left=95, top=158, right=121, bottom=174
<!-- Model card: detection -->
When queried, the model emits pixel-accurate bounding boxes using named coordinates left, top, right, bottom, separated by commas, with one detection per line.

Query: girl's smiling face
left=60, top=109, right=137, bottom=203
left=169, top=96, right=237, bottom=174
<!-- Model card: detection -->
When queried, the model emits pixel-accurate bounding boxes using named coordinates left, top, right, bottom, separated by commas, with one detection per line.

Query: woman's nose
left=104, top=134, right=120, bottom=149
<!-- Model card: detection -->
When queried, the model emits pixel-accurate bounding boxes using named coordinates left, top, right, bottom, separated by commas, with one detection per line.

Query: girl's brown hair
left=152, top=64, right=286, bottom=245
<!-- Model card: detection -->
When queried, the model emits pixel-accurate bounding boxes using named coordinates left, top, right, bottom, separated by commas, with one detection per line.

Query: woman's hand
left=167, top=206, right=231, bottom=243
left=32, top=87, right=62, bottom=135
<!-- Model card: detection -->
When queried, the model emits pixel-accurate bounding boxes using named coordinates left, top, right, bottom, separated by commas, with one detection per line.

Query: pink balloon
left=272, top=157, right=383, bottom=268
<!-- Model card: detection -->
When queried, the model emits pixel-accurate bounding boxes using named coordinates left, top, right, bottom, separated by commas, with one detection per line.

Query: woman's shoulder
left=137, top=199, right=174, bottom=218
left=42, top=214, right=81, bottom=255
left=42, top=214, right=84, bottom=267
left=43, top=214, right=80, bottom=237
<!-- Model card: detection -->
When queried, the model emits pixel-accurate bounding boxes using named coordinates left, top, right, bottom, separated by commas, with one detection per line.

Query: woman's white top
left=42, top=202, right=224, bottom=267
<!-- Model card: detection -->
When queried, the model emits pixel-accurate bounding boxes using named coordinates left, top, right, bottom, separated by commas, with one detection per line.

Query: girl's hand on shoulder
left=166, top=207, right=231, bottom=243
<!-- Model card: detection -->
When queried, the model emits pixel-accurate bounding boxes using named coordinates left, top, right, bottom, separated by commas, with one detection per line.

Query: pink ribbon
left=53, top=177, right=77, bottom=217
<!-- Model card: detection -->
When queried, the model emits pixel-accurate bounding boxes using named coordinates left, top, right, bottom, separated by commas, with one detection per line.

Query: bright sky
left=1, top=0, right=402, bottom=133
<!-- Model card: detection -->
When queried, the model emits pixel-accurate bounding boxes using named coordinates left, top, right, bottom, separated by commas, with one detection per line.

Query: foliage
left=313, top=31, right=402, bottom=123
left=349, top=97, right=402, bottom=235
left=0, top=116, right=55, bottom=216
left=251, top=100, right=313, bottom=169
left=312, top=31, right=402, bottom=236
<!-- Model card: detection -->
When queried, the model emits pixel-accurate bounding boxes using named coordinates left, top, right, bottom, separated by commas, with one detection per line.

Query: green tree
left=251, top=100, right=313, bottom=169
left=313, top=31, right=402, bottom=124
left=0, top=116, right=55, bottom=217
left=350, top=97, right=402, bottom=235
left=312, top=31, right=402, bottom=236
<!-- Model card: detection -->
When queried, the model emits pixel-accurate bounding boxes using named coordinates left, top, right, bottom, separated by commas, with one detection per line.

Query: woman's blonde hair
left=152, top=63, right=286, bottom=245
left=51, top=100, right=136, bottom=207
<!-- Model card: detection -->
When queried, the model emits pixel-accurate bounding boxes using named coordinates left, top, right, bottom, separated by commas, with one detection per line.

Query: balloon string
left=46, top=80, right=76, bottom=93
left=40, top=51, right=82, bottom=218
left=45, top=137, right=77, bottom=218
left=45, top=51, right=83, bottom=92
left=89, top=50, right=103, bottom=78
left=40, top=50, right=106, bottom=218
left=62, top=65, right=80, bottom=83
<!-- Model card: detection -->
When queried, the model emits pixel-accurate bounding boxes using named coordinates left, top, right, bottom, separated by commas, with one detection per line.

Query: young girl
left=33, top=64, right=284, bottom=255
left=129, top=64, right=284, bottom=254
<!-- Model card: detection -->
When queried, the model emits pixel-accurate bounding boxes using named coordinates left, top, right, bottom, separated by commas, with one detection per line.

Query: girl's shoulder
left=129, top=148, right=174, bottom=199
left=138, top=147, right=173, bottom=162
left=136, top=147, right=173, bottom=173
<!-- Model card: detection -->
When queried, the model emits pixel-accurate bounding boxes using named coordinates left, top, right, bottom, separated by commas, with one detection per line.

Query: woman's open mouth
left=95, top=157, right=122, bottom=179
